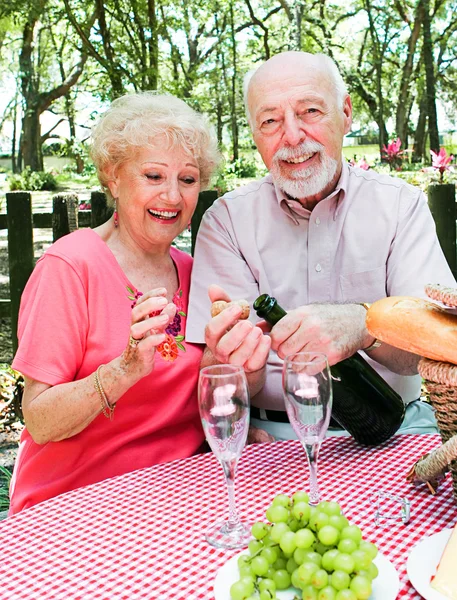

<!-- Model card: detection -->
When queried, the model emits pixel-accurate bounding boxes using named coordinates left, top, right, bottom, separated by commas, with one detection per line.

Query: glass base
left=205, top=520, right=252, bottom=549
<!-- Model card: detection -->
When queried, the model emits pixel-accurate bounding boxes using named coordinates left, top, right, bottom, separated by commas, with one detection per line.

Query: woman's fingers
left=131, top=302, right=177, bottom=339
left=130, top=314, right=169, bottom=340
left=134, top=287, right=167, bottom=307
left=132, top=295, right=167, bottom=322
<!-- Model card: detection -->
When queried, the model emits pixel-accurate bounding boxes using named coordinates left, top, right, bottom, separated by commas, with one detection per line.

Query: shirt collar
left=269, top=160, right=350, bottom=223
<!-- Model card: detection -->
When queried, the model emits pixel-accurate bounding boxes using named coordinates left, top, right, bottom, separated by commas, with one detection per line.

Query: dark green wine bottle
left=253, top=294, right=405, bottom=446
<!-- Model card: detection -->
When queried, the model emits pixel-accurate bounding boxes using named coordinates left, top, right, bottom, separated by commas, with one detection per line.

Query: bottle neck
left=253, top=294, right=287, bottom=326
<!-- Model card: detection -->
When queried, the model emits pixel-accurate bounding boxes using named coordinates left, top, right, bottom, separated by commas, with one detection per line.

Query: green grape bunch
left=229, top=491, right=378, bottom=600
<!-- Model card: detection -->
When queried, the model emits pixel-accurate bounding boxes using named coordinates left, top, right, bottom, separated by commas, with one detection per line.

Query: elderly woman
left=9, top=92, right=220, bottom=514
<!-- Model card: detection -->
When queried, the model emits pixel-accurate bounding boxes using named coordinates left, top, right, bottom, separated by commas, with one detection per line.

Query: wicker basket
left=418, top=358, right=457, bottom=500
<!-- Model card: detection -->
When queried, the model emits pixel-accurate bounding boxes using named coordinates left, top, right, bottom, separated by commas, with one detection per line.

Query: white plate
left=214, top=550, right=399, bottom=600
left=406, top=528, right=452, bottom=600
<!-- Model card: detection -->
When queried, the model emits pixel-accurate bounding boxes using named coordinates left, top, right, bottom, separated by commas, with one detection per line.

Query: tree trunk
left=11, top=94, right=18, bottom=174
left=422, top=0, right=440, bottom=152
left=66, top=98, right=84, bottom=174
left=364, top=0, right=387, bottom=154
left=395, top=0, right=424, bottom=147
left=291, top=1, right=303, bottom=50
left=147, top=0, right=158, bottom=89
left=19, top=2, right=88, bottom=171
left=412, top=92, right=427, bottom=162
left=229, top=3, right=239, bottom=161
left=21, top=106, right=44, bottom=171
left=215, top=15, right=224, bottom=146
left=19, top=10, right=44, bottom=171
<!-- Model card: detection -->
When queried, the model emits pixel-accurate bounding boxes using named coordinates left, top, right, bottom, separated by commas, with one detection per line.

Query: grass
left=342, top=145, right=381, bottom=162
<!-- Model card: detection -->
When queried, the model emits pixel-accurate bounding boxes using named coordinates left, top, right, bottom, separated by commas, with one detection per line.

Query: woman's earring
left=114, top=199, right=119, bottom=228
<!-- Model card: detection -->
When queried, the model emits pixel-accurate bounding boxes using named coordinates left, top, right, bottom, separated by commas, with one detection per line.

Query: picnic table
left=0, top=433, right=455, bottom=599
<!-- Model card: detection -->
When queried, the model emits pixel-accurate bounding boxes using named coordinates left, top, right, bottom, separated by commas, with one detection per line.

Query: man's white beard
left=271, top=141, right=338, bottom=200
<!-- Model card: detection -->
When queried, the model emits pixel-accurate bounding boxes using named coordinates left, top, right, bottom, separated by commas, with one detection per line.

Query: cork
left=210, top=299, right=250, bottom=319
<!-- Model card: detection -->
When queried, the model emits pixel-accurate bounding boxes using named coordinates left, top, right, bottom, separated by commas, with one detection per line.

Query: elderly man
left=186, top=51, right=456, bottom=440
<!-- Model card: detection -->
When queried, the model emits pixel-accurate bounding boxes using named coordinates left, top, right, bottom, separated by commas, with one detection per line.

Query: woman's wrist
left=100, top=357, right=143, bottom=405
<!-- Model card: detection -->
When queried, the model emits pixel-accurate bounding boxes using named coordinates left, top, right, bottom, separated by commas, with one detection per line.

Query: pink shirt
left=10, top=229, right=204, bottom=514
left=187, top=162, right=456, bottom=408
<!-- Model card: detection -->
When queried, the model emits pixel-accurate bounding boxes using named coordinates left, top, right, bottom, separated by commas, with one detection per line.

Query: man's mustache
left=274, top=141, right=324, bottom=161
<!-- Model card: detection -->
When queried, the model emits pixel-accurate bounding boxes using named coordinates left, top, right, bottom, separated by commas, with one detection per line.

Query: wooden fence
left=2, top=189, right=218, bottom=353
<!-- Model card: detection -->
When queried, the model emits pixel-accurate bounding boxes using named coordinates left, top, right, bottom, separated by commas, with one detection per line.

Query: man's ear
left=343, top=94, right=353, bottom=135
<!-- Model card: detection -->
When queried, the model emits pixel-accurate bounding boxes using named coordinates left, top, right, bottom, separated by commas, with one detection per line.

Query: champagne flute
left=198, top=364, right=251, bottom=549
left=283, top=352, right=333, bottom=505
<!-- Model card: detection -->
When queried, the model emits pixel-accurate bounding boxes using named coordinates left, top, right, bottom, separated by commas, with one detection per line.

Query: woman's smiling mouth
left=147, top=209, right=179, bottom=221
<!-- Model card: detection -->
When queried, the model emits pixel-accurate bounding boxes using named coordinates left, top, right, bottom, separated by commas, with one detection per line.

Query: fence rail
left=2, top=189, right=217, bottom=353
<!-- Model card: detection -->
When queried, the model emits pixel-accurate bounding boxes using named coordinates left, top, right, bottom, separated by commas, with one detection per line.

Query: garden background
left=0, top=0, right=456, bottom=511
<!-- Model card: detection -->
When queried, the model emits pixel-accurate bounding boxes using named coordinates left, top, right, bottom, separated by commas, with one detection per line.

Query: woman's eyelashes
left=144, top=172, right=199, bottom=185
left=145, top=172, right=162, bottom=181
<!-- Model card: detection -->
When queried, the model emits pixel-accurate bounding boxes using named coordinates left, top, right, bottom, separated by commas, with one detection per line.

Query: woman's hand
left=204, top=285, right=271, bottom=373
left=121, top=287, right=177, bottom=380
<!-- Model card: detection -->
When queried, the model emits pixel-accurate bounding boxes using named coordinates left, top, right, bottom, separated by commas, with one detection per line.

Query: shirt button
left=315, top=264, right=322, bottom=272
left=316, top=217, right=320, bottom=225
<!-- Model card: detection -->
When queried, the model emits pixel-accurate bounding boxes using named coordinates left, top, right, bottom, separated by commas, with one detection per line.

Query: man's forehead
left=249, top=75, right=333, bottom=117
left=255, top=95, right=326, bottom=118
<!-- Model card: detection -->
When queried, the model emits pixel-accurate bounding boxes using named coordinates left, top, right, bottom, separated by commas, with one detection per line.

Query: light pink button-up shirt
left=187, top=162, right=456, bottom=408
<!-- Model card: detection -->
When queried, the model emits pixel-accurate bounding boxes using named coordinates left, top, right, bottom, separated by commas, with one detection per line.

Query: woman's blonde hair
left=90, top=92, right=221, bottom=203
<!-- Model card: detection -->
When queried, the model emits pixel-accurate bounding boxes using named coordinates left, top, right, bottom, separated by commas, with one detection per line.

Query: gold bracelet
left=94, top=365, right=115, bottom=420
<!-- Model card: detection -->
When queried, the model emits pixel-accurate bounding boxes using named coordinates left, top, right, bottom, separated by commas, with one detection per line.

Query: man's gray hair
left=243, top=53, right=348, bottom=128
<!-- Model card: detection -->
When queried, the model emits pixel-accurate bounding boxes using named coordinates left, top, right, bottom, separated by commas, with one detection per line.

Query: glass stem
left=305, top=442, right=321, bottom=506
left=222, top=459, right=240, bottom=528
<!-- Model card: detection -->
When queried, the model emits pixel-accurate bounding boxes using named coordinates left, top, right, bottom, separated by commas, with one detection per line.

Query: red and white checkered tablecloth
left=0, top=434, right=456, bottom=600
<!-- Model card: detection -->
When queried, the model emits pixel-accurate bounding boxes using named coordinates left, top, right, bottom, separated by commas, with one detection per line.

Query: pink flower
left=381, top=138, right=404, bottom=171
left=348, top=157, right=370, bottom=170
left=382, top=137, right=403, bottom=160
left=431, top=148, right=454, bottom=179
left=356, top=158, right=370, bottom=170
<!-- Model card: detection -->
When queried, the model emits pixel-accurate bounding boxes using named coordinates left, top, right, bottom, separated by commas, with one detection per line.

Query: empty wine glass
left=283, top=352, right=333, bottom=505
left=198, top=364, right=251, bottom=549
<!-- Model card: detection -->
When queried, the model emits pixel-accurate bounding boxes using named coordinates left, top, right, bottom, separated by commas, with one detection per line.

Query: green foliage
left=43, top=141, right=66, bottom=156
left=8, top=167, right=58, bottom=191
left=0, top=466, right=11, bottom=513
left=61, top=161, right=96, bottom=177
left=0, top=364, right=24, bottom=426
left=214, top=155, right=267, bottom=194
left=225, top=157, right=259, bottom=178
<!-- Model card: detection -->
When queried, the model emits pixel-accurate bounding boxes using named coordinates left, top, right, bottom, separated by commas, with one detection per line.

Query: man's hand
left=269, top=303, right=374, bottom=365
left=204, top=284, right=271, bottom=373
left=247, top=425, right=275, bottom=444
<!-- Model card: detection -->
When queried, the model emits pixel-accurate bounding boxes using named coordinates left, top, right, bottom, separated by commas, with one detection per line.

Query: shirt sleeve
left=12, top=253, right=89, bottom=386
left=186, top=200, right=260, bottom=343
left=387, top=187, right=457, bottom=297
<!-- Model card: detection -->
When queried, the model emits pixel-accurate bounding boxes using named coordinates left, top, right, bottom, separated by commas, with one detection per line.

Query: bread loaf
left=366, top=296, right=457, bottom=365
left=210, top=299, right=250, bottom=320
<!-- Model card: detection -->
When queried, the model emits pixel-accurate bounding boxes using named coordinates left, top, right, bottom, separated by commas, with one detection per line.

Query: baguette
left=366, top=296, right=457, bottom=365
left=210, top=299, right=250, bottom=320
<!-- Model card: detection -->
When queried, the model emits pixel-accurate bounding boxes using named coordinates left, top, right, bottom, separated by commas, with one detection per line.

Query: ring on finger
left=129, top=335, right=143, bottom=348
